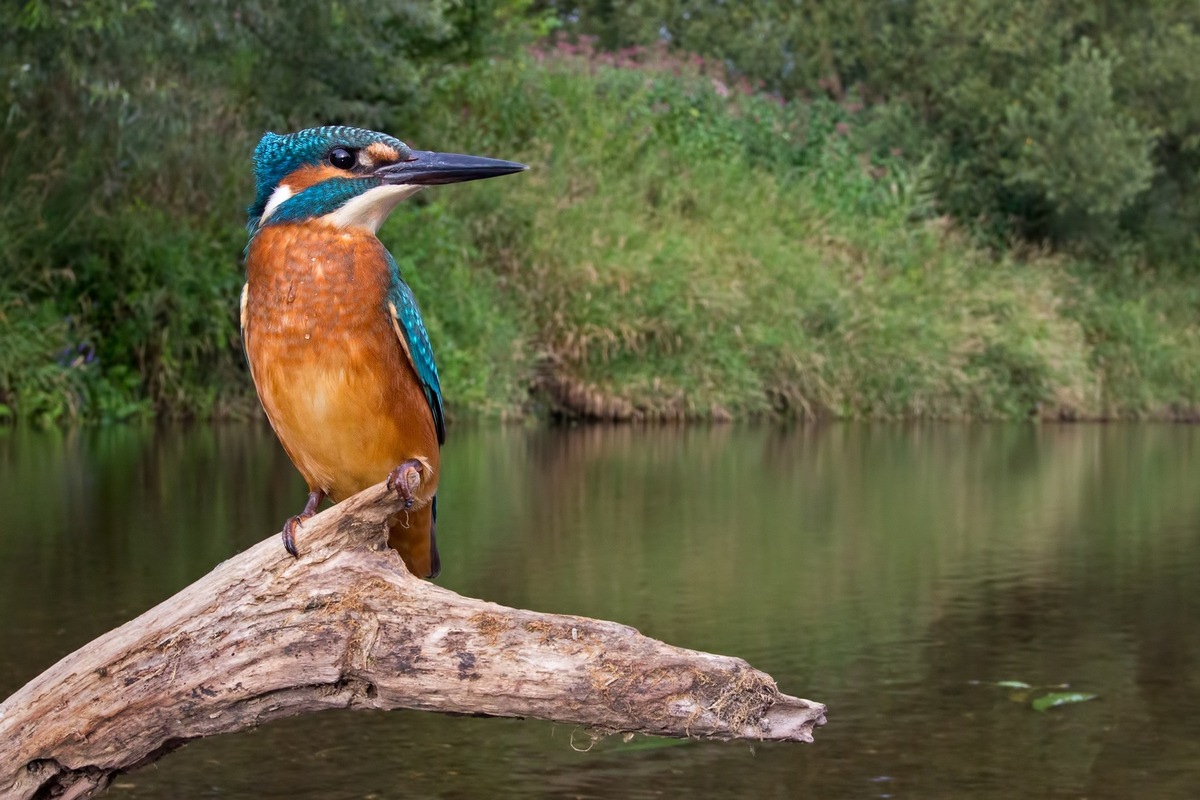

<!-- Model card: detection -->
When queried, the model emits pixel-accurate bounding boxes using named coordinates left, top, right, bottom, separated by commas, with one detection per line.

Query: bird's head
left=247, top=125, right=526, bottom=235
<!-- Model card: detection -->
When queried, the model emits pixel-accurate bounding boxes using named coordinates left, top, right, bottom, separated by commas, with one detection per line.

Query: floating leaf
left=995, top=680, right=1033, bottom=689
left=1032, top=692, right=1097, bottom=712
left=611, top=735, right=694, bottom=754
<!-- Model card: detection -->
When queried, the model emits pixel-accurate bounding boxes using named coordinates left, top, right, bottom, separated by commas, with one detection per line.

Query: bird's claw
left=281, top=515, right=305, bottom=558
left=280, top=489, right=326, bottom=558
left=387, top=460, right=424, bottom=510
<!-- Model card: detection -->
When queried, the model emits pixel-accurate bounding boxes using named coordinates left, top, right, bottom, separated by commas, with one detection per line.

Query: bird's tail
left=387, top=495, right=440, bottom=579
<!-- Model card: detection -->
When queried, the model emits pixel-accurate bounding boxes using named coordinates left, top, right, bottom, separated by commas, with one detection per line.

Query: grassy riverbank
left=2, top=52, right=1199, bottom=424
left=394, top=53, right=1200, bottom=422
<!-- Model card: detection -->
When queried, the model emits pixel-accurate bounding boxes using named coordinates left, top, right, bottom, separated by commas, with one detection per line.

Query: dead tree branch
left=0, top=481, right=825, bottom=799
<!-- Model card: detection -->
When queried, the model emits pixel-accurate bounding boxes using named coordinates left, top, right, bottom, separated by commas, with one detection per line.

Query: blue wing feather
left=385, top=252, right=446, bottom=446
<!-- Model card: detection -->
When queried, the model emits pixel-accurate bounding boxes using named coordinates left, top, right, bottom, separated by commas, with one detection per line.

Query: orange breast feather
left=243, top=224, right=439, bottom=505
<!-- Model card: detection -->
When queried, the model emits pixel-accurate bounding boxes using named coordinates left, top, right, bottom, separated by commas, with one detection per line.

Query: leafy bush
left=551, top=1, right=1200, bottom=259
left=1000, top=40, right=1154, bottom=220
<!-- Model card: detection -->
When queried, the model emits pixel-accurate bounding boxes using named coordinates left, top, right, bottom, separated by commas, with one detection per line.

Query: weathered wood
left=0, top=481, right=825, bottom=799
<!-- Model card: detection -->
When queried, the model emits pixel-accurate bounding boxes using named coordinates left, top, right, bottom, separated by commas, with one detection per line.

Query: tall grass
left=401, top=49, right=1200, bottom=420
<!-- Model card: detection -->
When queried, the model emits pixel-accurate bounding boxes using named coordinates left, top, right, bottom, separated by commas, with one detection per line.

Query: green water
left=2, top=423, right=1199, bottom=798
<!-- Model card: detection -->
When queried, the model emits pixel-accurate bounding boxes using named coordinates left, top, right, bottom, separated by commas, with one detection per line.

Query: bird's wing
left=385, top=253, right=446, bottom=446
left=239, top=283, right=256, bottom=383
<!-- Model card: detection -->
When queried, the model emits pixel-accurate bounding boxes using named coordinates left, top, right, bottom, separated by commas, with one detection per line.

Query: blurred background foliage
left=1, top=0, right=1198, bottom=424
left=555, top=0, right=1200, bottom=256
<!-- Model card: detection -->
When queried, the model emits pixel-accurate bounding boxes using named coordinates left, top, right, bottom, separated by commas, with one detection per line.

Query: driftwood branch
left=0, top=481, right=825, bottom=799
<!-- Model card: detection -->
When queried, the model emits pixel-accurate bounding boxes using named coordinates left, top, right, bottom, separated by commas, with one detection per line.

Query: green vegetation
left=1, top=2, right=1198, bottom=424
left=560, top=1, right=1200, bottom=259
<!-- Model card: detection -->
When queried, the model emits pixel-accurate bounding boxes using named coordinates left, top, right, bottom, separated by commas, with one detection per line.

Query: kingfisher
left=241, top=125, right=526, bottom=577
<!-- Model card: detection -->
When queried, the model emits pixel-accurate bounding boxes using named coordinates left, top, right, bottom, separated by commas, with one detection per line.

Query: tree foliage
left=546, top=0, right=1200, bottom=256
left=0, top=0, right=540, bottom=422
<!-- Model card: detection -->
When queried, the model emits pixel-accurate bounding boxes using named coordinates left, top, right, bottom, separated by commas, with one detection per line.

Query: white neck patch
left=260, top=183, right=294, bottom=223
left=322, top=184, right=425, bottom=233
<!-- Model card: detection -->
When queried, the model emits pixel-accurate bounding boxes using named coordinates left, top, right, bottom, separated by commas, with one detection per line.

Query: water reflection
left=1, top=423, right=1198, bottom=798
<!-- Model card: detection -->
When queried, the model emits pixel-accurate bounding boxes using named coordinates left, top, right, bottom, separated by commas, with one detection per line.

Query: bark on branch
left=0, top=481, right=826, bottom=799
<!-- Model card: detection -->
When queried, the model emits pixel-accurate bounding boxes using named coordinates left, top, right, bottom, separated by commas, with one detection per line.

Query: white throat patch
left=322, top=184, right=425, bottom=233
left=260, top=184, right=294, bottom=223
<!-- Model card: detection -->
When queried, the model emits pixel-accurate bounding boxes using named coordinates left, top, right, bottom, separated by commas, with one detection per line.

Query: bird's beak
left=375, top=151, right=528, bottom=186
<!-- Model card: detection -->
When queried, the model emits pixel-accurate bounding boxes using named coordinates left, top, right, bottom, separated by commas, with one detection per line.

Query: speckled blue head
left=248, top=126, right=410, bottom=229
left=246, top=126, right=528, bottom=236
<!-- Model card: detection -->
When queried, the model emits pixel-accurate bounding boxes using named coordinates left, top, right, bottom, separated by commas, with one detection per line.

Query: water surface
left=2, top=423, right=1198, bottom=798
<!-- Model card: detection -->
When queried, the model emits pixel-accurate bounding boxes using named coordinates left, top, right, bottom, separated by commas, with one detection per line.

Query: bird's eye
left=328, top=148, right=356, bottom=170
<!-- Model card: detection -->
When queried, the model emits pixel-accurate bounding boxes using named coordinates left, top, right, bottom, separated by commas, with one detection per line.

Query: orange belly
left=242, top=225, right=439, bottom=508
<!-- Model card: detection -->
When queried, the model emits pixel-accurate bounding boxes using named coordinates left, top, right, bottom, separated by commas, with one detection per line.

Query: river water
left=1, top=423, right=1198, bottom=798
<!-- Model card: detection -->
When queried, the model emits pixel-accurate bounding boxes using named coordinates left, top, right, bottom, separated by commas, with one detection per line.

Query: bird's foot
left=281, top=489, right=326, bottom=558
left=386, top=460, right=425, bottom=510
